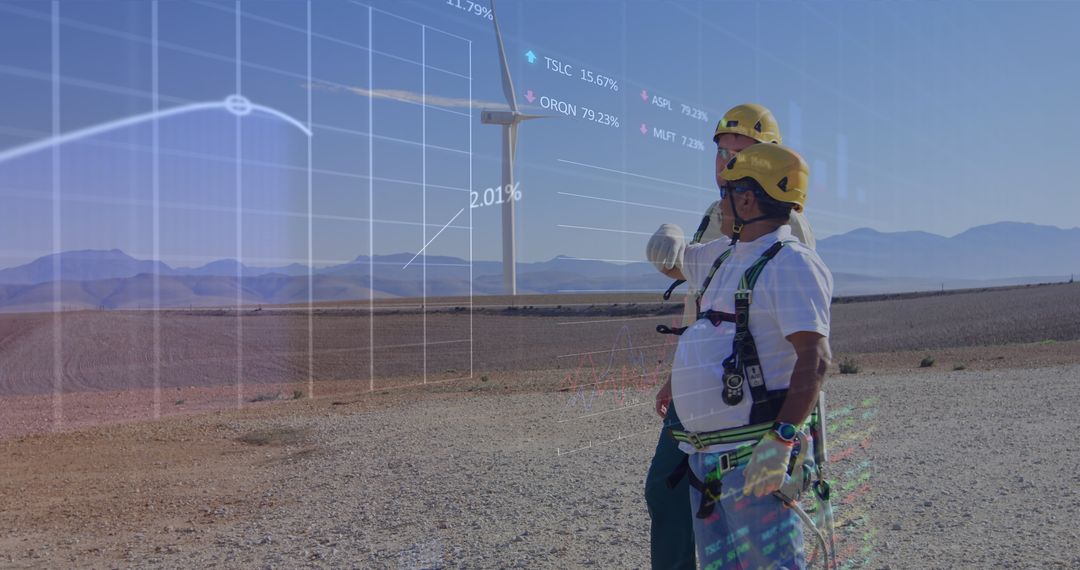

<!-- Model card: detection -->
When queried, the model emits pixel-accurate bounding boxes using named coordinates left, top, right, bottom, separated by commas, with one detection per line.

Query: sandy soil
left=2, top=283, right=1080, bottom=568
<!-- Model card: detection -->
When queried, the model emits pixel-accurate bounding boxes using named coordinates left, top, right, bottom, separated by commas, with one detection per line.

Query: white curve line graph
left=0, top=94, right=312, bottom=164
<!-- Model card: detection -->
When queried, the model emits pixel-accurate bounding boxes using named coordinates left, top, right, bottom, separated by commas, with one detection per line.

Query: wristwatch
left=770, top=422, right=797, bottom=443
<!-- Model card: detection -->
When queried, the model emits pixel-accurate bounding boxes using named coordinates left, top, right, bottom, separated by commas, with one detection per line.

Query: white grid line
left=0, top=3, right=473, bottom=85
left=193, top=0, right=472, bottom=80
left=306, top=0, right=314, bottom=400
left=367, top=4, right=374, bottom=393
left=0, top=186, right=477, bottom=233
left=468, top=37, right=474, bottom=379
left=556, top=191, right=705, bottom=216
left=556, top=224, right=658, bottom=237
left=8, top=1, right=478, bottom=412
left=355, top=0, right=472, bottom=44
left=556, top=158, right=712, bottom=193
left=0, top=128, right=469, bottom=191
left=234, top=0, right=243, bottom=410
left=50, top=0, right=63, bottom=431
left=152, top=0, right=161, bottom=420
left=421, top=24, right=428, bottom=385
left=401, top=208, right=466, bottom=270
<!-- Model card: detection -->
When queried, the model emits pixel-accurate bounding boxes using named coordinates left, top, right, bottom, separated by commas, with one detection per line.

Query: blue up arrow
left=525, top=50, right=536, bottom=64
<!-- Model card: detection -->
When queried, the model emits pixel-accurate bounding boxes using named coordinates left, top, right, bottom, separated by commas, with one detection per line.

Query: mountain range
left=0, top=222, right=1076, bottom=312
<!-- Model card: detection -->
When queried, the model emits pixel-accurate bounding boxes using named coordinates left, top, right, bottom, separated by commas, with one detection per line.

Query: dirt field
left=2, top=282, right=1080, bottom=568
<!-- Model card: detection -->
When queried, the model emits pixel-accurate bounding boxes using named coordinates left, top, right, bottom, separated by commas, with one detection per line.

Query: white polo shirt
left=671, top=225, right=833, bottom=454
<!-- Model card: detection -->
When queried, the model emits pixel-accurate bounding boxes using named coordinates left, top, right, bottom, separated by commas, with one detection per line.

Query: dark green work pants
left=645, top=403, right=695, bottom=570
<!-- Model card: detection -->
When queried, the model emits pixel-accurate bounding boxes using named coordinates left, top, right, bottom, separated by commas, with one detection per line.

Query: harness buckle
left=686, top=432, right=707, bottom=451
left=719, top=452, right=731, bottom=472
left=734, top=288, right=752, bottom=303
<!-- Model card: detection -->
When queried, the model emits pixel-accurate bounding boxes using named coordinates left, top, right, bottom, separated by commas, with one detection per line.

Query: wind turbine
left=480, top=0, right=550, bottom=296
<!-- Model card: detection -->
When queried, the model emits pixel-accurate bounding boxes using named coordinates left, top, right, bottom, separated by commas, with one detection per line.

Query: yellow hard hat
left=721, top=143, right=809, bottom=212
left=713, top=103, right=782, bottom=144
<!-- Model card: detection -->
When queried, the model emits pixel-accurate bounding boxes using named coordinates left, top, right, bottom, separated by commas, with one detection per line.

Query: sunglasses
left=717, top=147, right=734, bottom=161
left=719, top=184, right=754, bottom=199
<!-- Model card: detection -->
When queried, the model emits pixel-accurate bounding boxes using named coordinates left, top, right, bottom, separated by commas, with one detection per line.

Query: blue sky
left=1, top=0, right=1078, bottom=270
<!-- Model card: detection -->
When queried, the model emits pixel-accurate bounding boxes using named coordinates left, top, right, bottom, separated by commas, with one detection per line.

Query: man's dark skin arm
left=658, top=265, right=687, bottom=282
left=775, top=331, right=831, bottom=425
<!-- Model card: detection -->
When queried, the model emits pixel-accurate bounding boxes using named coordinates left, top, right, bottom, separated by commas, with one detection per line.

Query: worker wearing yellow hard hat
left=644, top=103, right=808, bottom=570
left=645, top=106, right=834, bottom=569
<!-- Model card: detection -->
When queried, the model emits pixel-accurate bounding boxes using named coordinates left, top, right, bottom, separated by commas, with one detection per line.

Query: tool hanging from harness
left=722, top=240, right=793, bottom=425
left=666, top=402, right=836, bottom=569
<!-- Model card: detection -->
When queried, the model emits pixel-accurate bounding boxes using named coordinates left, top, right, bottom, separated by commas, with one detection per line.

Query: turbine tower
left=480, top=0, right=549, bottom=296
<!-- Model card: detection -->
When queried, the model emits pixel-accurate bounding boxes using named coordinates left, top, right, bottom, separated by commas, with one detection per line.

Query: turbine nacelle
left=480, top=110, right=517, bottom=125
left=481, top=110, right=550, bottom=125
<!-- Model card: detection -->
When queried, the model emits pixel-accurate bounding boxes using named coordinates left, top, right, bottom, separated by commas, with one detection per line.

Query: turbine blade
left=490, top=0, right=518, bottom=113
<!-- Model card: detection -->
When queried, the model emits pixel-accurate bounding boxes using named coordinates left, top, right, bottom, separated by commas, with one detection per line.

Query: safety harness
left=659, top=239, right=837, bottom=568
left=661, top=208, right=715, bottom=301
left=655, top=247, right=733, bottom=336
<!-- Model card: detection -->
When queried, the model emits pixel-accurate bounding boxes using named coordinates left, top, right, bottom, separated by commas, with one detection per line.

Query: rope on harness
left=774, top=493, right=836, bottom=570
left=808, top=394, right=837, bottom=568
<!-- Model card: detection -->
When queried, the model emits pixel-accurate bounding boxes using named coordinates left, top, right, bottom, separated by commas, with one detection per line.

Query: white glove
left=697, top=200, right=727, bottom=244
left=742, top=432, right=795, bottom=497
left=646, top=224, right=685, bottom=273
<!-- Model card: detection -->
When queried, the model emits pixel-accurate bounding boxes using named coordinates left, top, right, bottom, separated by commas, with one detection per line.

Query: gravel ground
left=6, top=361, right=1077, bottom=569
left=4, top=283, right=1080, bottom=569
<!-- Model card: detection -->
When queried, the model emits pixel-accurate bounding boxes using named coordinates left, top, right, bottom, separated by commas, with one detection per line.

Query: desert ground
left=2, top=282, right=1080, bottom=569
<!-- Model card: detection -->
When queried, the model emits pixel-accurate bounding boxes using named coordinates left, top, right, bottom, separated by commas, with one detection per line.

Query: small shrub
left=174, top=399, right=185, bottom=406
left=237, top=427, right=306, bottom=446
left=952, top=363, right=967, bottom=371
left=920, top=356, right=936, bottom=368
left=838, top=358, right=860, bottom=374
left=292, top=390, right=305, bottom=400
left=480, top=375, right=489, bottom=382
left=249, top=392, right=280, bottom=403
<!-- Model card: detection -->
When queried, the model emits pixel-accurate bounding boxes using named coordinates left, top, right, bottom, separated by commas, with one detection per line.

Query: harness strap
left=721, top=241, right=795, bottom=418
left=656, top=248, right=733, bottom=336
left=669, top=408, right=819, bottom=452
left=656, top=310, right=735, bottom=336
left=695, top=248, right=734, bottom=314
left=662, top=279, right=684, bottom=301
left=698, top=309, right=735, bottom=327
left=739, top=241, right=790, bottom=291
left=685, top=446, right=754, bottom=519
left=669, top=421, right=774, bottom=450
